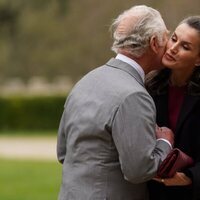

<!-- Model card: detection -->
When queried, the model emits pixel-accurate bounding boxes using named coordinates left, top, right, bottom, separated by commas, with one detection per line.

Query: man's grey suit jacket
left=57, top=58, right=171, bottom=200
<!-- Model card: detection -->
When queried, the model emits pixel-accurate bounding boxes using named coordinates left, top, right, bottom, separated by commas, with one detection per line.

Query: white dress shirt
left=116, top=53, right=145, bottom=83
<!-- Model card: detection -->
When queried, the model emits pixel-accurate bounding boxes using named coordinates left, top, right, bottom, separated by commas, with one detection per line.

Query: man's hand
left=156, top=126, right=174, bottom=147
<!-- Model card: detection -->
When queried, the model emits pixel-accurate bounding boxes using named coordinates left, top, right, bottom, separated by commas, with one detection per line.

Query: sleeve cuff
left=156, top=138, right=173, bottom=149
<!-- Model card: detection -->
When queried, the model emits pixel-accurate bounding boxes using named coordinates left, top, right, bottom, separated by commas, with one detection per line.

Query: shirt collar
left=116, top=53, right=145, bottom=83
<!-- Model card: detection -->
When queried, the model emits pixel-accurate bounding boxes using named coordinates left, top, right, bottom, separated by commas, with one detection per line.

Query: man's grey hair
left=111, top=5, right=167, bottom=57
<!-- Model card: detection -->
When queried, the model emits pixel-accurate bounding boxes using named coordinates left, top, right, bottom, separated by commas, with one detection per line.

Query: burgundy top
left=168, top=85, right=186, bottom=132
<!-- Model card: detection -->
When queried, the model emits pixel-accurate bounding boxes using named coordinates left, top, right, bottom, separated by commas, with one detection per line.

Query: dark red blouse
left=168, top=85, right=186, bottom=132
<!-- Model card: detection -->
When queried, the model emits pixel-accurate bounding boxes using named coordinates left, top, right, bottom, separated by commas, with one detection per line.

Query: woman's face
left=162, top=23, right=200, bottom=72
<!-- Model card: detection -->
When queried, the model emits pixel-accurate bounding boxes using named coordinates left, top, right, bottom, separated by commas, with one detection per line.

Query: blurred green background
left=0, top=0, right=199, bottom=199
left=0, top=0, right=199, bottom=86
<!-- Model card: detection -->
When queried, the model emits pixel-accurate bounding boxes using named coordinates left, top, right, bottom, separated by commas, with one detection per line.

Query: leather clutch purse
left=157, top=148, right=194, bottom=178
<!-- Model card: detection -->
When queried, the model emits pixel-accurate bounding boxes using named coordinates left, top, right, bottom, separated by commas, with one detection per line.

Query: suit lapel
left=106, top=58, right=144, bottom=87
left=176, top=95, right=200, bottom=134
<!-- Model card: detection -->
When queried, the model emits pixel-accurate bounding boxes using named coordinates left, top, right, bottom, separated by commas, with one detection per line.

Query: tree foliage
left=0, top=0, right=199, bottom=83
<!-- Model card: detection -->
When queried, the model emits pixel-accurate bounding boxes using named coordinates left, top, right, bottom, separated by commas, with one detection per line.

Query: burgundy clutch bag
left=157, top=148, right=194, bottom=178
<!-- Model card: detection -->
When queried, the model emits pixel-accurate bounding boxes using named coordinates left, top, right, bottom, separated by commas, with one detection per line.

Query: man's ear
left=150, top=36, right=159, bottom=54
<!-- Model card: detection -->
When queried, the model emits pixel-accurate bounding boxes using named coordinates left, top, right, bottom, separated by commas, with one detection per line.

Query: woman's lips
left=164, top=53, right=176, bottom=61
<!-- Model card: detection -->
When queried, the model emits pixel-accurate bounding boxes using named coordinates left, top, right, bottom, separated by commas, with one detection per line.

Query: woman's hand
left=153, top=172, right=192, bottom=186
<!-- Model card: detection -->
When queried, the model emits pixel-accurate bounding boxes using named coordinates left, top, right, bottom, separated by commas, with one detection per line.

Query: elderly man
left=57, top=5, right=174, bottom=200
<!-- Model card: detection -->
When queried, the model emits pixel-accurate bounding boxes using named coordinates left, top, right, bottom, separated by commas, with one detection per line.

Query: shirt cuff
left=156, top=138, right=173, bottom=149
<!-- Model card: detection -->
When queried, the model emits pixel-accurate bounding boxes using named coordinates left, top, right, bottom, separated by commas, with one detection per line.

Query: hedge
left=0, top=95, right=67, bottom=131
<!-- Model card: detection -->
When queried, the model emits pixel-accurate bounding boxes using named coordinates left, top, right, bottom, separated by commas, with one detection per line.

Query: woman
left=146, top=16, right=200, bottom=200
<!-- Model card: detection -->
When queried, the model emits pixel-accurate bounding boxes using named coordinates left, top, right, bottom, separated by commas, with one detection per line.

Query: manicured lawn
left=0, top=159, right=62, bottom=200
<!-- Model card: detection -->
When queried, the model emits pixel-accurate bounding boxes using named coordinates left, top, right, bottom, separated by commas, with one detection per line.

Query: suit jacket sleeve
left=57, top=107, right=68, bottom=164
left=112, top=92, right=171, bottom=184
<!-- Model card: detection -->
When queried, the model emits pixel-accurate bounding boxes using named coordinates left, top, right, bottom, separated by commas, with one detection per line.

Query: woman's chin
left=162, top=59, right=173, bottom=69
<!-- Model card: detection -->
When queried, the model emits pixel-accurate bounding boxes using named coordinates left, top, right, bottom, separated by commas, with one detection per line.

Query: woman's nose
left=169, top=43, right=178, bottom=54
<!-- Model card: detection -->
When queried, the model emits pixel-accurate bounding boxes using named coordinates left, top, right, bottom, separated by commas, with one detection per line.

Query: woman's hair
left=145, top=69, right=170, bottom=95
left=110, top=5, right=167, bottom=57
left=180, top=15, right=200, bottom=35
left=180, top=16, right=200, bottom=60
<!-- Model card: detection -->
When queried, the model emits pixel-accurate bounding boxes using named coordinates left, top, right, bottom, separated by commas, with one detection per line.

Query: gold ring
left=161, top=179, right=164, bottom=183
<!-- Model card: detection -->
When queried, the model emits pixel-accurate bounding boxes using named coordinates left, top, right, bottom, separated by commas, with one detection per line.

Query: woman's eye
left=171, top=36, right=176, bottom=42
left=183, top=45, right=190, bottom=50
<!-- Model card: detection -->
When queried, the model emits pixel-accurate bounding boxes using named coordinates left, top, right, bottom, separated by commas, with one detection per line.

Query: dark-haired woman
left=146, top=16, right=200, bottom=200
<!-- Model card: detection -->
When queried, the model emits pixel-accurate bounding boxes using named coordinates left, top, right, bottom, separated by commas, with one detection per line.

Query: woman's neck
left=170, top=70, right=192, bottom=87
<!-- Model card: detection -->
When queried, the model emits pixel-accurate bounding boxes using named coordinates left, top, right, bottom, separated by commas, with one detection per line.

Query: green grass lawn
left=0, top=158, right=62, bottom=200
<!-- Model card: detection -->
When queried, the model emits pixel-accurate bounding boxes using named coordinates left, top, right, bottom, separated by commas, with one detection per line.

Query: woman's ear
left=150, top=36, right=159, bottom=54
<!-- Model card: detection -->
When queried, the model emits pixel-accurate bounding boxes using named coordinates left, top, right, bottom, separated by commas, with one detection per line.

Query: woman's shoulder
left=145, top=67, right=200, bottom=96
left=145, top=68, right=170, bottom=96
